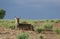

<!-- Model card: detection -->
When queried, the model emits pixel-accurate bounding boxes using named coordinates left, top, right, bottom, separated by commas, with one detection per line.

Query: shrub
left=54, top=29, right=60, bottom=34
left=44, top=24, right=53, bottom=31
left=55, top=20, right=60, bottom=23
left=46, top=20, right=49, bottom=22
left=9, top=26, right=15, bottom=29
left=39, top=34, right=44, bottom=39
left=16, top=33, right=29, bottom=39
left=50, top=20, right=55, bottom=22
left=35, top=27, right=43, bottom=33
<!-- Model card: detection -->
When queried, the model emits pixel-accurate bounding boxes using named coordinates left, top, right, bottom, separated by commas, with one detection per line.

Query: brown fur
left=17, top=23, right=34, bottom=31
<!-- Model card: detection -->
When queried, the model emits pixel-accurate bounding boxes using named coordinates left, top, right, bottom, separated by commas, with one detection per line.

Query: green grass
left=0, top=19, right=15, bottom=28
left=44, top=24, right=53, bottom=31
left=35, top=27, right=44, bottom=33
left=16, top=33, right=29, bottom=39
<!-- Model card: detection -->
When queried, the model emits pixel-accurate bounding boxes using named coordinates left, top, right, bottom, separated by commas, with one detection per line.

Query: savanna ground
left=0, top=19, right=60, bottom=39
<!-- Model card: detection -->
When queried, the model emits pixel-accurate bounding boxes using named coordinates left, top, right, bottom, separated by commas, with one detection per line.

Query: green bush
left=9, top=26, right=15, bottom=29
left=39, top=34, right=44, bottom=39
left=0, top=9, right=6, bottom=19
left=46, top=20, right=49, bottom=22
left=54, top=29, right=60, bottom=34
left=44, top=24, right=53, bottom=31
left=35, top=27, right=43, bottom=33
left=50, top=20, right=55, bottom=22
left=16, top=33, right=29, bottom=39
left=55, top=20, right=60, bottom=23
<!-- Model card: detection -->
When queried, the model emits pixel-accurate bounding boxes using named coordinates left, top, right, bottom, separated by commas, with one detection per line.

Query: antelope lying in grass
left=15, top=17, right=34, bottom=31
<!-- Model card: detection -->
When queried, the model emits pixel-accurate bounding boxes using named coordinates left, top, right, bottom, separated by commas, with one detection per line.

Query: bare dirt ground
left=53, top=22, right=60, bottom=29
